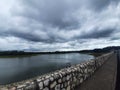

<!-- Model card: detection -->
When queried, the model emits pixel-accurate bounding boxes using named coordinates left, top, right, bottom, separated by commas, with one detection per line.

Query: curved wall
left=0, top=52, right=113, bottom=90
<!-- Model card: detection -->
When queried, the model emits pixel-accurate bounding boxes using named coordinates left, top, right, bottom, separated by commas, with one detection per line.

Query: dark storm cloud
left=79, top=28, right=114, bottom=39
left=6, top=30, right=52, bottom=43
left=17, top=0, right=80, bottom=29
left=111, top=37, right=120, bottom=40
left=1, top=28, right=66, bottom=43
left=10, top=32, right=44, bottom=42
left=89, top=0, right=120, bottom=11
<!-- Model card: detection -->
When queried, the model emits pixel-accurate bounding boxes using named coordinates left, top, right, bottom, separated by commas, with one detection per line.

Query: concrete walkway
left=75, top=53, right=117, bottom=90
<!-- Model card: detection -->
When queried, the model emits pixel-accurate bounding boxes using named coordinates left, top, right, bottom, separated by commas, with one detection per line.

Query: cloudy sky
left=0, top=0, right=120, bottom=51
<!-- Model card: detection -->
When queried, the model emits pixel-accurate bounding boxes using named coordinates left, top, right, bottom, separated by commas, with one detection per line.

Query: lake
left=0, top=53, right=94, bottom=85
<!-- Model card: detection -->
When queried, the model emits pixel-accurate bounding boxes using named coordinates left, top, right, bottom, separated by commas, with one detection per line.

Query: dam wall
left=1, top=52, right=113, bottom=90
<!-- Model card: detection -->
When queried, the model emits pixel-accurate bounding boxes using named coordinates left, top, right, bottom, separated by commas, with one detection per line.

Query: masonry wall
left=1, top=52, right=113, bottom=90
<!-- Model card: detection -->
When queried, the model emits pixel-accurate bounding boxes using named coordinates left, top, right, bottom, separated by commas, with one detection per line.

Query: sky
left=0, top=0, right=120, bottom=51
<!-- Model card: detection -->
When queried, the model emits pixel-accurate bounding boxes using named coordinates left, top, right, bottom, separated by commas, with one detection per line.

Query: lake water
left=0, top=53, right=94, bottom=85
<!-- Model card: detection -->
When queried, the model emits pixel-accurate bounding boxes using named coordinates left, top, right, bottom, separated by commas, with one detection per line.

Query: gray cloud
left=88, top=0, right=120, bottom=11
left=79, top=28, right=114, bottom=39
left=0, top=0, right=120, bottom=51
left=16, top=0, right=80, bottom=29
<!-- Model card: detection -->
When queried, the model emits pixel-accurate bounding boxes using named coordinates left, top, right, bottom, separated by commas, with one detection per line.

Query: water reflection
left=0, top=53, right=94, bottom=85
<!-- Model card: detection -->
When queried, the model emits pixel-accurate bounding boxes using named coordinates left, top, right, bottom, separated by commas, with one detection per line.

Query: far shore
left=1, top=45, right=118, bottom=57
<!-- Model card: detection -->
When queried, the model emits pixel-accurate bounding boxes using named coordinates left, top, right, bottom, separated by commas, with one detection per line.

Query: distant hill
left=0, top=46, right=120, bottom=56
left=79, top=46, right=120, bottom=53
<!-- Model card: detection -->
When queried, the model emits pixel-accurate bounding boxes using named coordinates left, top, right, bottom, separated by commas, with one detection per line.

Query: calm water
left=0, top=53, right=94, bottom=85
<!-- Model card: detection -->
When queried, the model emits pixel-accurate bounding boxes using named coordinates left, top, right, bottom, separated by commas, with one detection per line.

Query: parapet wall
left=1, top=52, right=113, bottom=90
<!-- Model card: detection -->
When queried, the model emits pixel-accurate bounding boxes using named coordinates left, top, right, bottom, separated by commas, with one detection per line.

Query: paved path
left=75, top=53, right=117, bottom=90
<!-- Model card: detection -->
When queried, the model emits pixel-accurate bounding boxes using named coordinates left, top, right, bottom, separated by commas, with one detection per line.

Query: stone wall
left=0, top=52, right=113, bottom=90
